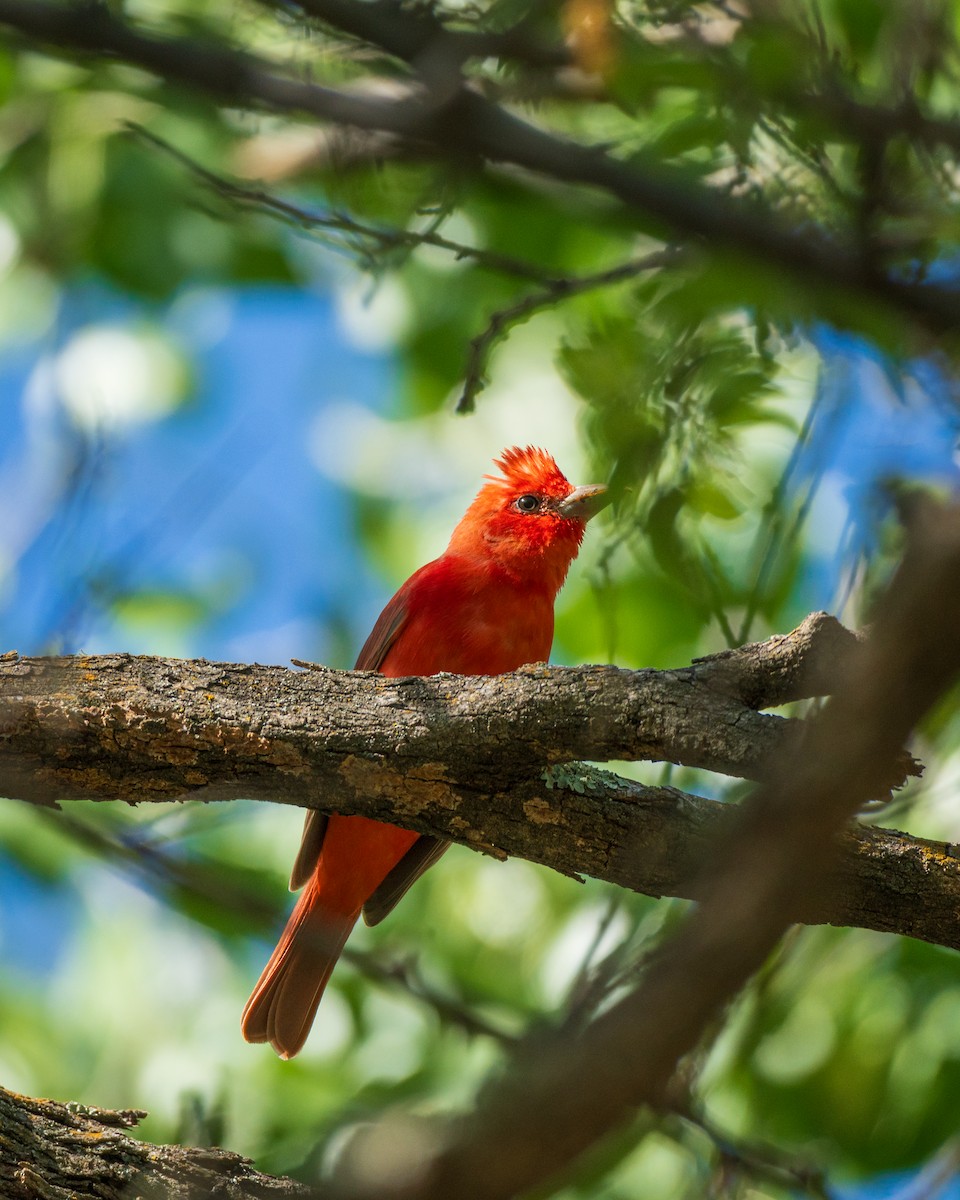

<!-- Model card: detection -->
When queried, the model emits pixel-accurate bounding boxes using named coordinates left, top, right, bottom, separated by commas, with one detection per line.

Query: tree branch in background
left=327, top=498, right=960, bottom=1200
left=0, top=0, right=436, bottom=133
left=125, top=123, right=682, bottom=413
left=279, top=0, right=571, bottom=72
left=51, top=809, right=519, bottom=1045
left=1, top=0, right=959, bottom=347
left=126, top=123, right=567, bottom=286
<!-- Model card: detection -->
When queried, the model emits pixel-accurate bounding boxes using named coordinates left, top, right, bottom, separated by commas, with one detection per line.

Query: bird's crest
left=486, top=445, right=571, bottom=498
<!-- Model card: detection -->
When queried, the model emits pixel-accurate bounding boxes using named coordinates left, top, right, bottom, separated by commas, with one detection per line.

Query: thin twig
left=674, top=1108, right=831, bottom=1200
left=126, top=122, right=562, bottom=285
left=455, top=247, right=682, bottom=412
left=737, top=373, right=829, bottom=645
left=560, top=892, right=626, bottom=1021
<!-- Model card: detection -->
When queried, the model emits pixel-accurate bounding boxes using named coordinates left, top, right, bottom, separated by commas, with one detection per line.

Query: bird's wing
left=354, top=587, right=410, bottom=672
left=355, top=578, right=452, bottom=921
left=288, top=809, right=331, bottom=891
left=361, top=835, right=450, bottom=926
left=288, top=587, right=411, bottom=892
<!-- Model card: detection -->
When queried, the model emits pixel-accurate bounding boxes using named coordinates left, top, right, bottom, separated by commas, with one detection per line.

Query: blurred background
left=2, top=2, right=960, bottom=1196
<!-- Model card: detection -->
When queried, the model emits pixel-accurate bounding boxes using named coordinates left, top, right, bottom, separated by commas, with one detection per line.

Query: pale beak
left=557, top=484, right=608, bottom=521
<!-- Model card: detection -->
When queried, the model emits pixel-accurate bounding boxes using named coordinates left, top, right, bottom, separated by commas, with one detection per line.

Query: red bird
left=241, top=446, right=607, bottom=1058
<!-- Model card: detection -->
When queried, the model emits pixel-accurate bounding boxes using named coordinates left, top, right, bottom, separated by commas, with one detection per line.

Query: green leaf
left=688, top=479, right=742, bottom=520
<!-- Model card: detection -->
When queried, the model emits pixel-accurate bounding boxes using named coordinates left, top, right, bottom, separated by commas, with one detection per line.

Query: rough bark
left=0, top=1086, right=311, bottom=1199
left=0, top=611, right=860, bottom=814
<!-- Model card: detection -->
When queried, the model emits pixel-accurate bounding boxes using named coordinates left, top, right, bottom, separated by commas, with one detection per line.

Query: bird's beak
left=557, top=484, right=608, bottom=521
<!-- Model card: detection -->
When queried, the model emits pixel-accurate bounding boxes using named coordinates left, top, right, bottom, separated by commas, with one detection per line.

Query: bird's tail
left=241, top=878, right=358, bottom=1059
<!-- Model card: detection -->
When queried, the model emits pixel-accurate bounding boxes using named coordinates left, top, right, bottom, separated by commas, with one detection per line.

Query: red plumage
left=241, top=446, right=606, bottom=1058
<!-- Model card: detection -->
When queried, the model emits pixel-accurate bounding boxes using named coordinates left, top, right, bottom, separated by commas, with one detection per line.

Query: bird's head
left=447, top=446, right=607, bottom=591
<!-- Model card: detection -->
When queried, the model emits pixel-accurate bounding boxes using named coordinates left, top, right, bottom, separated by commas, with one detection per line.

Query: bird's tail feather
left=241, top=881, right=357, bottom=1059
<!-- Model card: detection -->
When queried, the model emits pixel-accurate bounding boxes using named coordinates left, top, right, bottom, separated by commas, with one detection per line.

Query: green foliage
left=560, top=268, right=805, bottom=644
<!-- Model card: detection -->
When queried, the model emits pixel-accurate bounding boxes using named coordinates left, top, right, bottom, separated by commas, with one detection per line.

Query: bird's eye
left=515, top=494, right=541, bottom=513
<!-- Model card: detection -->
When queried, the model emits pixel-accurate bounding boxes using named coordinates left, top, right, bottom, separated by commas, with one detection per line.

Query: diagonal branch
left=126, top=122, right=569, bottom=286
left=51, top=808, right=518, bottom=1044
left=455, top=247, right=681, bottom=412
left=0, top=0, right=434, bottom=135
left=274, top=0, right=571, bottom=71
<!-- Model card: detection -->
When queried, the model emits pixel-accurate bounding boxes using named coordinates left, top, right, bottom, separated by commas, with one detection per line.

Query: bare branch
left=672, top=1107, right=830, bottom=1200
left=0, top=613, right=873, bottom=813
left=689, top=609, right=864, bottom=708
left=127, top=122, right=571, bottom=285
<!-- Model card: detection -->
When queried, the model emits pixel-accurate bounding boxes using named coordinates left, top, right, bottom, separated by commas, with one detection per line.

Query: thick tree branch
left=0, top=611, right=860, bottom=807
left=2, top=1, right=960, bottom=342
left=0, top=1085, right=311, bottom=1199
left=1, top=614, right=952, bottom=956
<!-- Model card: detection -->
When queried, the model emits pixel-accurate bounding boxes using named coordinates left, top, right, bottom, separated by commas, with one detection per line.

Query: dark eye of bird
left=515, top=494, right=541, bottom=513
